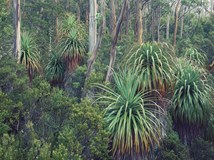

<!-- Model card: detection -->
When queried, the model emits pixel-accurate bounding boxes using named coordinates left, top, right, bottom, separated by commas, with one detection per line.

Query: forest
left=0, top=0, right=214, bottom=159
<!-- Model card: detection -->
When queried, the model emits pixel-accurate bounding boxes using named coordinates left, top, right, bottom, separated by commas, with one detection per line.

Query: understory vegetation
left=0, top=0, right=214, bottom=159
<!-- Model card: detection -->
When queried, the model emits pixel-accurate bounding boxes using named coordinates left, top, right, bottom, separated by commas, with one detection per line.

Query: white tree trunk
left=13, top=0, right=21, bottom=61
left=89, top=0, right=97, bottom=53
left=166, top=15, right=170, bottom=40
left=180, top=6, right=184, bottom=38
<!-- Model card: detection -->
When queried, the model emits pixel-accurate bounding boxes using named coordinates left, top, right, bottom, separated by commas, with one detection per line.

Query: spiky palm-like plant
left=171, top=64, right=212, bottom=143
left=45, top=52, right=65, bottom=87
left=58, top=14, right=86, bottom=72
left=184, top=48, right=207, bottom=67
left=20, top=32, right=41, bottom=85
left=126, top=43, right=174, bottom=96
left=97, top=69, right=164, bottom=159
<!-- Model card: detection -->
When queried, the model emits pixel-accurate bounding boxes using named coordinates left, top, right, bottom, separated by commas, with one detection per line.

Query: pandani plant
left=96, top=69, right=164, bottom=159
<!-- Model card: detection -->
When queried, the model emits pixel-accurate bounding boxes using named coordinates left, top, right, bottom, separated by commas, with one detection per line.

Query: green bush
left=190, top=138, right=214, bottom=160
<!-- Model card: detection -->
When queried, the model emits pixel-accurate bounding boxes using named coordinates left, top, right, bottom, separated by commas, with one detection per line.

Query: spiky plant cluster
left=58, top=14, right=86, bottom=72
left=20, top=32, right=41, bottom=84
left=126, top=43, right=174, bottom=96
left=97, top=69, right=164, bottom=159
left=45, top=52, right=65, bottom=86
left=171, top=64, right=212, bottom=142
left=184, top=48, right=207, bottom=67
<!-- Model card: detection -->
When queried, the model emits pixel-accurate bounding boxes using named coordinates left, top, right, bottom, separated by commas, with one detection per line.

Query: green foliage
left=58, top=14, right=86, bottom=72
left=126, top=43, right=174, bottom=95
left=190, top=138, right=214, bottom=160
left=45, top=51, right=65, bottom=86
left=67, top=99, right=110, bottom=159
left=97, top=69, right=164, bottom=159
left=0, top=57, right=110, bottom=160
left=171, top=63, right=213, bottom=142
left=20, top=32, right=41, bottom=83
left=155, top=131, right=191, bottom=160
left=0, top=134, right=19, bottom=160
left=183, top=48, right=207, bottom=67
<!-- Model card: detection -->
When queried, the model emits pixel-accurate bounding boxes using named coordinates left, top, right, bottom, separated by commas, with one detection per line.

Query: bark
left=166, top=14, right=170, bottom=39
left=86, top=2, right=89, bottom=25
left=89, top=0, right=97, bottom=53
left=173, top=0, right=181, bottom=46
left=76, top=3, right=81, bottom=21
left=109, top=0, right=116, bottom=40
left=151, top=9, right=155, bottom=41
left=105, top=0, right=128, bottom=82
left=180, top=6, right=184, bottom=38
left=13, top=0, right=21, bottom=61
left=124, top=1, right=130, bottom=35
left=82, top=0, right=106, bottom=97
left=157, top=6, right=161, bottom=42
left=157, top=18, right=161, bottom=42
left=55, top=0, right=59, bottom=42
left=134, top=0, right=143, bottom=44
left=85, top=0, right=105, bottom=79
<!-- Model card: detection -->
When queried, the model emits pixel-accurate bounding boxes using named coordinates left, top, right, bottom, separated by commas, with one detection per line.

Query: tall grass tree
left=58, top=14, right=86, bottom=72
left=45, top=51, right=65, bottom=87
left=97, top=69, right=164, bottom=159
left=126, top=43, right=175, bottom=97
left=20, top=32, right=41, bottom=86
left=171, top=64, right=213, bottom=144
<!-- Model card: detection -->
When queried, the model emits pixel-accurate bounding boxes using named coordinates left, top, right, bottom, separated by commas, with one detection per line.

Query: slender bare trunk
left=180, top=6, right=184, bottom=38
left=166, top=14, right=170, bottom=39
left=135, top=0, right=143, bottom=44
left=76, top=3, right=81, bottom=21
left=105, top=0, right=128, bottom=82
left=86, top=2, right=89, bottom=25
left=85, top=0, right=105, bottom=80
left=173, top=0, right=181, bottom=46
left=157, top=6, right=161, bottom=42
left=124, top=1, right=130, bottom=35
left=157, top=19, right=161, bottom=42
left=82, top=1, right=106, bottom=97
left=211, top=0, right=214, bottom=13
left=89, top=0, right=97, bottom=53
left=55, top=0, right=59, bottom=42
left=13, top=0, right=21, bottom=61
left=151, top=10, right=155, bottom=41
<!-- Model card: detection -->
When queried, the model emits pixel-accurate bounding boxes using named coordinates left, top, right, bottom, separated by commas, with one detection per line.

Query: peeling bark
left=13, top=0, right=21, bottom=61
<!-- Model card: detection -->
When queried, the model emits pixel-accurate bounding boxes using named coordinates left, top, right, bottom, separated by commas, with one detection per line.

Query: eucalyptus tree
left=13, top=0, right=21, bottom=59
left=97, top=69, right=164, bottom=159
left=105, top=0, right=128, bottom=82
left=173, top=0, right=181, bottom=46
left=89, top=0, right=97, bottom=53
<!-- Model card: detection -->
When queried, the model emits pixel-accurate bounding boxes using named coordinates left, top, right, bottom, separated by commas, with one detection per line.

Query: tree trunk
left=55, top=0, right=59, bottom=42
left=173, top=0, right=181, bottom=46
left=89, top=0, right=97, bottom=53
left=166, top=14, right=170, bottom=40
left=124, top=1, right=130, bottom=35
left=151, top=10, right=155, bottom=41
left=180, top=6, right=184, bottom=38
left=76, top=3, right=81, bottom=21
left=86, top=2, right=89, bottom=25
left=13, top=0, right=21, bottom=61
left=134, top=0, right=143, bottom=44
left=85, top=0, right=105, bottom=80
left=105, top=0, right=128, bottom=82
left=157, top=6, right=161, bottom=42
